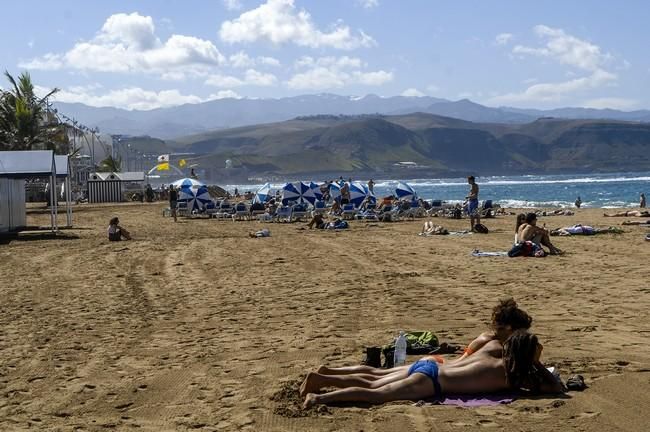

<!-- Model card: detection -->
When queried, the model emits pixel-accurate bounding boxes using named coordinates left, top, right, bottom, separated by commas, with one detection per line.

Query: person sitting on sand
left=314, top=298, right=535, bottom=380
left=107, top=217, right=131, bottom=241
left=604, top=210, right=650, bottom=217
left=301, top=330, right=563, bottom=408
left=514, top=213, right=526, bottom=244
left=307, top=213, right=327, bottom=229
left=420, top=221, right=448, bottom=235
left=517, top=213, right=563, bottom=255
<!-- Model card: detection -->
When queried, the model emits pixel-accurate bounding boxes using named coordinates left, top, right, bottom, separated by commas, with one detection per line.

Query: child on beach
left=107, top=217, right=131, bottom=241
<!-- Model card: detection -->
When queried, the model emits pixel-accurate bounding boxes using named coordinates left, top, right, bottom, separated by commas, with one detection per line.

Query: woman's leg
left=317, top=364, right=408, bottom=376
left=301, top=369, right=409, bottom=396
left=303, top=373, right=434, bottom=408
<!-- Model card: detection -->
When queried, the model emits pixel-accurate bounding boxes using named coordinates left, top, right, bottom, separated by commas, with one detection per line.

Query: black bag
left=474, top=223, right=489, bottom=234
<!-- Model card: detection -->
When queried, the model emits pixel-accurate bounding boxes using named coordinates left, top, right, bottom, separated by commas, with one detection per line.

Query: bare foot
left=316, top=365, right=331, bottom=374
left=299, top=372, right=322, bottom=398
left=303, top=393, right=319, bottom=409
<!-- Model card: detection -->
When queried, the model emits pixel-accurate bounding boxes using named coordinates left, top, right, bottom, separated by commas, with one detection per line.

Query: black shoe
left=382, top=348, right=394, bottom=369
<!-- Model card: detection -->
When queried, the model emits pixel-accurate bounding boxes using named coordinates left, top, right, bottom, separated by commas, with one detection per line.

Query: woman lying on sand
left=604, top=210, right=650, bottom=217
left=621, top=219, right=650, bottom=225
left=301, top=331, right=563, bottom=408
left=304, top=298, right=536, bottom=386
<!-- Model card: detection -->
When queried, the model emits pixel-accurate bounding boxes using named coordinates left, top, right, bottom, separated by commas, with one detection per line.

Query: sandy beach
left=1, top=203, right=648, bottom=431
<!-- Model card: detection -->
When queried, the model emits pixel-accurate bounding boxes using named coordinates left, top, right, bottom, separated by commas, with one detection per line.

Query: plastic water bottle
left=394, top=331, right=407, bottom=367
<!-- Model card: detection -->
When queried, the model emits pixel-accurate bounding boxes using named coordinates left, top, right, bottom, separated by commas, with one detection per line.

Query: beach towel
left=471, top=250, right=508, bottom=257
left=414, top=394, right=516, bottom=407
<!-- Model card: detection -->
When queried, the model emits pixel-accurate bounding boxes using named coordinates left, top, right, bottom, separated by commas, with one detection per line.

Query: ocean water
left=225, top=172, right=650, bottom=208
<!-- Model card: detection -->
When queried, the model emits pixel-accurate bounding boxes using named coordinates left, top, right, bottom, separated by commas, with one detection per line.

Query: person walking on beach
left=169, top=185, right=178, bottom=222
left=466, top=176, right=480, bottom=231
left=640, top=193, right=646, bottom=208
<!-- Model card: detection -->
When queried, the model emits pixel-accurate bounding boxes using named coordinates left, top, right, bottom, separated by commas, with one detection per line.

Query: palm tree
left=98, top=155, right=122, bottom=172
left=0, top=71, right=59, bottom=150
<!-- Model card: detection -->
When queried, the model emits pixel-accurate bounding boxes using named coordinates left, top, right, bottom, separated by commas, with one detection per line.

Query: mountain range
left=54, top=94, right=650, bottom=139
left=158, top=113, right=650, bottom=178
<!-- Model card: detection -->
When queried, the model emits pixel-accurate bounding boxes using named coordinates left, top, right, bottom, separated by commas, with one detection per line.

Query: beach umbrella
left=328, top=182, right=342, bottom=202
left=309, top=181, right=324, bottom=201
left=178, top=183, right=212, bottom=211
left=171, top=177, right=205, bottom=188
left=281, top=181, right=316, bottom=205
left=253, top=182, right=272, bottom=204
left=349, top=181, right=370, bottom=208
left=395, top=181, right=417, bottom=200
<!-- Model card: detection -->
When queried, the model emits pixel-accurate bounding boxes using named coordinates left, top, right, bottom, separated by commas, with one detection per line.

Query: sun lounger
left=312, top=200, right=327, bottom=216
left=342, top=203, right=357, bottom=220
left=232, top=203, right=250, bottom=221
left=291, top=204, right=308, bottom=222
left=214, top=202, right=233, bottom=219
left=274, top=206, right=292, bottom=222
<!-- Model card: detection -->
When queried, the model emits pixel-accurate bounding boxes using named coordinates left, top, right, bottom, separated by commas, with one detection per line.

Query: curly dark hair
left=491, top=298, right=533, bottom=330
left=503, top=330, right=541, bottom=392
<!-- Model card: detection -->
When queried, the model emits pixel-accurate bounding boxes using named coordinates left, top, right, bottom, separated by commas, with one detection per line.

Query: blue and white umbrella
left=178, top=183, right=212, bottom=211
left=253, top=182, right=272, bottom=204
left=281, top=181, right=316, bottom=205
left=395, top=181, right=417, bottom=201
left=349, top=181, right=371, bottom=208
left=171, top=177, right=204, bottom=188
left=309, top=181, right=324, bottom=202
left=328, top=181, right=342, bottom=202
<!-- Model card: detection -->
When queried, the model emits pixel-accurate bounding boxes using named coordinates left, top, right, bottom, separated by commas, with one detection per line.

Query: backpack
left=473, top=223, right=489, bottom=234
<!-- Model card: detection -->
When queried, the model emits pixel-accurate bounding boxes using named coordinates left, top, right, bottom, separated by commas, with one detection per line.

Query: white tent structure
left=0, top=150, right=58, bottom=232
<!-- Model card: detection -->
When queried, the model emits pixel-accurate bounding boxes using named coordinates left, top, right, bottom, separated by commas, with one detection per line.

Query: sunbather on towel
left=604, top=210, right=650, bottom=217
left=301, top=330, right=563, bottom=408
left=420, top=221, right=449, bottom=235
left=550, top=225, right=621, bottom=236
left=316, top=298, right=535, bottom=378
left=621, top=219, right=650, bottom=225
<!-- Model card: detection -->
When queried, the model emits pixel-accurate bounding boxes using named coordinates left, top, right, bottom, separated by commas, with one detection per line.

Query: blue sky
left=1, top=0, right=647, bottom=110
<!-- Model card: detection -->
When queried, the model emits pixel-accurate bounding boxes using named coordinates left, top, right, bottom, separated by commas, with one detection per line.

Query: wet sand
left=0, top=203, right=648, bottom=431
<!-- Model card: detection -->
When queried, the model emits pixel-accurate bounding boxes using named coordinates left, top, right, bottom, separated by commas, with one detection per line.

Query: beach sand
left=1, top=204, right=648, bottom=431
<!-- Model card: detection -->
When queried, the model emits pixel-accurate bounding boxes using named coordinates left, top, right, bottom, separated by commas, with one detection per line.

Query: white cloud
left=490, top=25, right=621, bottom=106
left=229, top=51, right=281, bottom=68
left=488, top=69, right=617, bottom=105
left=20, top=12, right=225, bottom=76
left=222, top=0, right=243, bottom=11
left=426, top=84, right=440, bottom=93
left=219, top=0, right=376, bottom=50
left=582, top=97, right=638, bottom=110
left=495, top=33, right=513, bottom=45
left=209, top=90, right=242, bottom=99
left=401, top=88, right=425, bottom=97
left=354, top=70, right=393, bottom=86
left=286, top=55, right=392, bottom=89
left=45, top=85, right=214, bottom=110
left=512, top=25, right=609, bottom=72
left=357, top=0, right=379, bottom=8
left=205, top=69, right=278, bottom=87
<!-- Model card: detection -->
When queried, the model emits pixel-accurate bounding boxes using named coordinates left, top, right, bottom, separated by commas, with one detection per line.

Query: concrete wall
left=0, top=178, right=26, bottom=232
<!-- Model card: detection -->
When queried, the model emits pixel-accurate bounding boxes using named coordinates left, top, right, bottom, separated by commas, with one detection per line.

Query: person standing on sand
left=368, top=179, right=375, bottom=194
left=466, top=176, right=480, bottom=231
left=169, top=185, right=178, bottom=222
left=640, top=193, right=646, bottom=208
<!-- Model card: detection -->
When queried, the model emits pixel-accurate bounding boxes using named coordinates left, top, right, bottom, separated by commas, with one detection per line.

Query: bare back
left=437, top=340, right=510, bottom=394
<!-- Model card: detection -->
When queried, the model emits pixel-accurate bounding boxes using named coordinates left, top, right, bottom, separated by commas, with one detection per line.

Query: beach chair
left=291, top=203, right=308, bottom=221
left=378, top=204, right=399, bottom=222
left=214, top=201, right=233, bottom=219
left=176, top=201, right=190, bottom=217
left=274, top=205, right=292, bottom=222
left=312, top=200, right=327, bottom=216
left=232, top=202, right=250, bottom=221
left=204, top=201, right=219, bottom=217
left=342, top=203, right=357, bottom=220
left=249, top=202, right=266, bottom=218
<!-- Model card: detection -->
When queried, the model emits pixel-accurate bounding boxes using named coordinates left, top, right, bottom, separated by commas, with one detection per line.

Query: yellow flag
left=179, top=159, right=186, bottom=167
left=157, top=162, right=170, bottom=171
